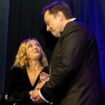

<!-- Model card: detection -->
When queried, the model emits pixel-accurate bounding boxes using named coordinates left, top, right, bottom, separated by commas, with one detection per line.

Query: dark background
left=0, top=0, right=105, bottom=95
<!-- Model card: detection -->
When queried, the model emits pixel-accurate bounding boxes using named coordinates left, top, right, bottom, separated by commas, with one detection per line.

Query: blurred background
left=0, top=0, right=105, bottom=97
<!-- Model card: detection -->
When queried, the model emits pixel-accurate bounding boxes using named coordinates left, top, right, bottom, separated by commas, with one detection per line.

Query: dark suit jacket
left=41, top=21, right=104, bottom=105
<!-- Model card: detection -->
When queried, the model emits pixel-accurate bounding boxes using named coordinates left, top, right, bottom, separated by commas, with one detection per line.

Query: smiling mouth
left=33, top=49, right=39, bottom=53
left=50, top=30, right=54, bottom=33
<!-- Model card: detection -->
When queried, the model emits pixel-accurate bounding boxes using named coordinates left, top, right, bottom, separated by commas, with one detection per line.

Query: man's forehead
left=44, top=11, right=51, bottom=22
left=44, top=11, right=50, bottom=18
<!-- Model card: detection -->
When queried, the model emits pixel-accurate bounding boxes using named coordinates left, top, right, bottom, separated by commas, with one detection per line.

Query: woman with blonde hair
left=5, top=38, right=49, bottom=105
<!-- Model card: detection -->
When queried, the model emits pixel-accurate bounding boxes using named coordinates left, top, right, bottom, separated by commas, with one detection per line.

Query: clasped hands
left=29, top=72, right=49, bottom=103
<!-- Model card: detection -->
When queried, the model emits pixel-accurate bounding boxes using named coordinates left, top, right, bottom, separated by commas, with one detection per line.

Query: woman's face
left=26, top=40, right=41, bottom=60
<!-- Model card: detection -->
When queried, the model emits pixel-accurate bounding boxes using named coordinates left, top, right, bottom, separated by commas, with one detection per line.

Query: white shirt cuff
left=39, top=90, right=50, bottom=103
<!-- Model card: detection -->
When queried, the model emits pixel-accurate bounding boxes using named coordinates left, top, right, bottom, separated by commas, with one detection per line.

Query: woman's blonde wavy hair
left=12, top=38, right=48, bottom=69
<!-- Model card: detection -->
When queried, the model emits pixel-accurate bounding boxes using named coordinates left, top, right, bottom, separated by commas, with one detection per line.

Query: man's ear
left=56, top=11, right=63, bottom=21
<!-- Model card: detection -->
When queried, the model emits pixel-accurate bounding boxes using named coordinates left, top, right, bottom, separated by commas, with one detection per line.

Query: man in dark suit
left=30, top=1, right=104, bottom=105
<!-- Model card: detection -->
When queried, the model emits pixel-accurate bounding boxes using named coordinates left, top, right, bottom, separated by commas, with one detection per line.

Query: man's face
left=44, top=10, right=62, bottom=37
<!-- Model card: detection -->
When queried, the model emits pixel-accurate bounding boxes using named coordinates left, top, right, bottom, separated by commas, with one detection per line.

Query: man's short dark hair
left=42, top=1, right=73, bottom=19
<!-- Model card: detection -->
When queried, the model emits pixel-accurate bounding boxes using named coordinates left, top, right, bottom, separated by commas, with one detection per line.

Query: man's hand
left=30, top=88, right=44, bottom=103
left=29, top=79, right=48, bottom=103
